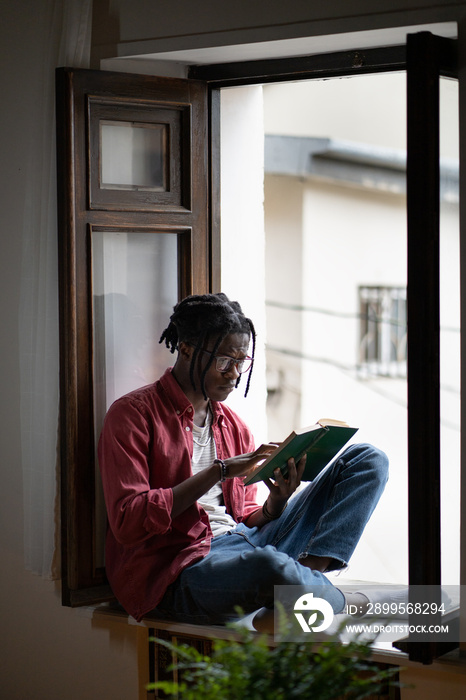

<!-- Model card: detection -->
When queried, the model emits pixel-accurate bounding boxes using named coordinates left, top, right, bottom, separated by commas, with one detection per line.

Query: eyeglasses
left=199, top=349, right=253, bottom=374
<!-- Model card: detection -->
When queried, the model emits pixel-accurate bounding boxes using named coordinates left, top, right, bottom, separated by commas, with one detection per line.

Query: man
left=98, top=293, right=388, bottom=625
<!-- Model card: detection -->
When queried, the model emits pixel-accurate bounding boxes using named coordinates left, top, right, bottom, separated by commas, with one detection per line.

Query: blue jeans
left=155, top=443, right=388, bottom=625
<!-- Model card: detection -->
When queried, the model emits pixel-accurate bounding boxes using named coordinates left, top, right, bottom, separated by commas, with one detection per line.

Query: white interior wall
left=0, top=2, right=142, bottom=698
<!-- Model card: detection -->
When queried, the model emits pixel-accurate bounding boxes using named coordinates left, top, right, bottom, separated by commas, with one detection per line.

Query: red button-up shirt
left=98, top=368, right=260, bottom=621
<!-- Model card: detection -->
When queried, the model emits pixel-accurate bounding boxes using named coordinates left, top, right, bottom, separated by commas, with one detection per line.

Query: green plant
left=148, top=615, right=401, bottom=699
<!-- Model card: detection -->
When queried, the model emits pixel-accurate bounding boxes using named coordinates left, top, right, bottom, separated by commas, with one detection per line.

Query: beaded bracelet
left=214, top=458, right=228, bottom=482
left=262, top=499, right=287, bottom=521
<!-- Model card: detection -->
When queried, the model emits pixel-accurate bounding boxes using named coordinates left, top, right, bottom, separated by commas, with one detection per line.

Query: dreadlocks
left=159, top=293, right=256, bottom=399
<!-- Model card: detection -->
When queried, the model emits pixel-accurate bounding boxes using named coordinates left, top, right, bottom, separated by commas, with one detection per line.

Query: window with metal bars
left=358, top=286, right=407, bottom=378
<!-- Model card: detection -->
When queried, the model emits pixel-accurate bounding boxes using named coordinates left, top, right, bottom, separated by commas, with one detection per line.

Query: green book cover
left=245, top=419, right=358, bottom=485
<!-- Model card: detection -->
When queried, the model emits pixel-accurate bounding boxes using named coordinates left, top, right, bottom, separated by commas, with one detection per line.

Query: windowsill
left=92, top=602, right=466, bottom=673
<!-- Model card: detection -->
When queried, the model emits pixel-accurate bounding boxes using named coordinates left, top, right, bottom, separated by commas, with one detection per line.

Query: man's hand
left=266, top=454, right=306, bottom=498
left=223, top=443, right=279, bottom=479
left=264, top=454, right=306, bottom=516
left=171, top=444, right=278, bottom=519
left=244, top=454, right=307, bottom=528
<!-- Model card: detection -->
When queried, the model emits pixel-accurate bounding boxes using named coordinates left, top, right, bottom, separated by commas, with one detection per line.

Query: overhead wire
left=265, top=300, right=460, bottom=430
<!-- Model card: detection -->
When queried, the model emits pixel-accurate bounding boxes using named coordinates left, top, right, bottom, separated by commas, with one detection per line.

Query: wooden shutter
left=56, top=67, right=212, bottom=606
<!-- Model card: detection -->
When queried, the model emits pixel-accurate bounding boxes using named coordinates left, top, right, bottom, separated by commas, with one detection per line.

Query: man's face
left=198, top=332, right=251, bottom=402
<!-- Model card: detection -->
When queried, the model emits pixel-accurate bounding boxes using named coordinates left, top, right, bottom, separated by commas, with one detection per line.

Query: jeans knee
left=366, top=444, right=389, bottom=484
left=247, top=546, right=302, bottom=587
left=342, top=443, right=389, bottom=485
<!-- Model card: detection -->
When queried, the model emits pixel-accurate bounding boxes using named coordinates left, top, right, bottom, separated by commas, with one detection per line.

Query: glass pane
left=100, top=121, right=166, bottom=190
left=263, top=72, right=409, bottom=585
left=92, top=230, right=178, bottom=423
left=92, top=230, right=178, bottom=566
left=439, top=77, right=460, bottom=586
left=261, top=71, right=460, bottom=597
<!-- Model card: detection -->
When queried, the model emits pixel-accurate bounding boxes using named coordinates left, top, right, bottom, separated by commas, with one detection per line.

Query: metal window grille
left=358, top=286, right=407, bottom=378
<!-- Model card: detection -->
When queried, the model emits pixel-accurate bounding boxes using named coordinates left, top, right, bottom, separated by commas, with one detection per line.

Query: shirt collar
left=159, top=367, right=226, bottom=426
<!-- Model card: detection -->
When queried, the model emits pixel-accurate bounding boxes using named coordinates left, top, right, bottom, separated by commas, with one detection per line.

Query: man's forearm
left=171, top=463, right=222, bottom=519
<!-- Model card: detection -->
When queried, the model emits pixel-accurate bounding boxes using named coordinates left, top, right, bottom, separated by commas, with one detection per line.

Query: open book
left=244, top=419, right=358, bottom=485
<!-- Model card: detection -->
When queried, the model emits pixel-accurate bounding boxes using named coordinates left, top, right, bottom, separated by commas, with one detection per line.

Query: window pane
left=100, top=121, right=166, bottom=190
left=263, top=70, right=460, bottom=595
left=439, top=77, right=460, bottom=586
left=92, top=230, right=178, bottom=566
left=92, top=230, right=177, bottom=423
left=263, top=72, right=409, bottom=585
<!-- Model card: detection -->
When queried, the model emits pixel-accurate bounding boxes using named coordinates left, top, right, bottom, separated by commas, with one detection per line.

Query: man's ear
left=177, top=341, right=193, bottom=362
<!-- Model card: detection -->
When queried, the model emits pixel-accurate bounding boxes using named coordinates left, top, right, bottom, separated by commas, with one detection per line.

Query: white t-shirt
left=191, top=407, right=236, bottom=537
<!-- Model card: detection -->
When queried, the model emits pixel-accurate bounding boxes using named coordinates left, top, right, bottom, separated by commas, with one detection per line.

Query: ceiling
left=102, top=21, right=457, bottom=75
